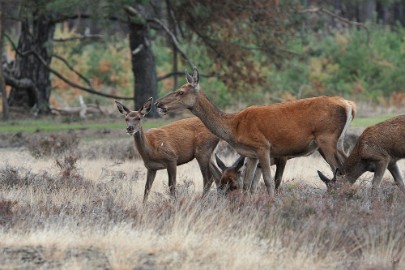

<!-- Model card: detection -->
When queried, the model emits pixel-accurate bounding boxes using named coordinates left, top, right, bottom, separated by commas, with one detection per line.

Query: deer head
left=317, top=168, right=345, bottom=192
left=115, top=98, right=153, bottom=135
left=155, top=68, right=200, bottom=115
left=210, top=154, right=245, bottom=195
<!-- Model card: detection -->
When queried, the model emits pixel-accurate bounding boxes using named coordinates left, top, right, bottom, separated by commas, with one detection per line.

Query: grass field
left=0, top=134, right=404, bottom=269
left=0, top=117, right=168, bottom=133
left=0, top=113, right=399, bottom=133
left=0, top=109, right=404, bottom=269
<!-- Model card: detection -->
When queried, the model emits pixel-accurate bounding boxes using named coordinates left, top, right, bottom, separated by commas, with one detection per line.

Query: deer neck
left=341, top=150, right=366, bottom=184
left=190, top=92, right=234, bottom=142
left=133, top=126, right=151, bottom=159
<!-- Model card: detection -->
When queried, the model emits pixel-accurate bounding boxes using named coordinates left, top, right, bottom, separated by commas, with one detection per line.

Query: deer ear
left=186, top=71, right=194, bottom=84
left=317, top=170, right=331, bottom=185
left=186, top=68, right=200, bottom=88
left=140, top=97, right=153, bottom=116
left=233, top=156, right=245, bottom=171
left=215, top=154, right=227, bottom=171
left=115, top=100, right=131, bottom=115
left=192, top=67, right=199, bottom=86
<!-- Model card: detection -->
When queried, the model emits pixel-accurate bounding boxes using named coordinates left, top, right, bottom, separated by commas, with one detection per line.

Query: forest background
left=1, top=0, right=405, bottom=120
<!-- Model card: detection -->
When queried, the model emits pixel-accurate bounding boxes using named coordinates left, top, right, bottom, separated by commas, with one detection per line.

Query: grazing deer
left=317, top=115, right=405, bottom=197
left=210, top=154, right=288, bottom=194
left=115, top=98, right=219, bottom=202
left=155, top=68, right=356, bottom=197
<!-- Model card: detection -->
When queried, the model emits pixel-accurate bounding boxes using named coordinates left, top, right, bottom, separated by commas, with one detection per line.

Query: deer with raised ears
left=155, top=68, right=356, bottom=197
left=210, top=154, right=288, bottom=194
left=317, top=115, right=405, bottom=197
left=115, top=98, right=220, bottom=203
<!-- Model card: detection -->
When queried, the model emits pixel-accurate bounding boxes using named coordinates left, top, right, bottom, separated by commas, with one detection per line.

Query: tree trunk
left=358, top=0, right=376, bottom=23
left=393, top=3, right=405, bottom=26
left=0, top=0, right=8, bottom=120
left=128, top=22, right=158, bottom=117
left=8, top=14, right=55, bottom=114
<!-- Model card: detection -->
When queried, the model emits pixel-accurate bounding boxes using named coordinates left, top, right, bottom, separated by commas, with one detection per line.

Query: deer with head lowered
left=210, top=153, right=289, bottom=195
left=115, top=98, right=220, bottom=203
left=155, top=68, right=356, bottom=197
left=317, top=115, right=405, bottom=197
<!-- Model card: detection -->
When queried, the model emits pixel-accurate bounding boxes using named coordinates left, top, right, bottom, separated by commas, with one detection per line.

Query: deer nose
left=126, top=126, right=134, bottom=133
left=217, top=186, right=229, bottom=196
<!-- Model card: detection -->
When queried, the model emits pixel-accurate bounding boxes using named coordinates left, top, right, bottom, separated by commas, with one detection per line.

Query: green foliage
left=0, top=119, right=168, bottom=133
left=51, top=25, right=133, bottom=107
left=266, top=24, right=405, bottom=102
left=42, top=17, right=405, bottom=109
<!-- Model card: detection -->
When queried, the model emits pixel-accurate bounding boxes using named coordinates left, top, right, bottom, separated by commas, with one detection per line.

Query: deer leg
left=250, top=166, right=262, bottom=193
left=371, top=160, right=389, bottom=198
left=167, top=162, right=177, bottom=199
left=274, top=157, right=287, bottom=190
left=258, top=150, right=275, bottom=197
left=197, top=157, right=214, bottom=197
left=144, top=169, right=157, bottom=203
left=243, top=157, right=259, bottom=191
left=316, top=136, right=342, bottom=172
left=388, top=162, right=405, bottom=195
left=337, top=149, right=348, bottom=166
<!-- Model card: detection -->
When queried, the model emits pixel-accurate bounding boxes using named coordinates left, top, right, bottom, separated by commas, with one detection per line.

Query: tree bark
left=0, top=0, right=8, bottom=120
left=128, top=21, right=158, bottom=117
left=358, top=0, right=376, bottom=23
left=8, top=14, right=55, bottom=114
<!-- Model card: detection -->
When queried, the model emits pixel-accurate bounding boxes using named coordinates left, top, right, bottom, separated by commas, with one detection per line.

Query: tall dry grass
left=0, top=144, right=404, bottom=269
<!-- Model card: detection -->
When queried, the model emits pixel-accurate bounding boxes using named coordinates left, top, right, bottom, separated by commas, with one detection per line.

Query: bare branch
left=301, top=7, right=370, bottom=45
left=5, top=33, right=133, bottom=101
left=158, top=71, right=216, bottom=81
left=3, top=71, right=41, bottom=105
left=50, top=14, right=125, bottom=24
left=52, top=54, right=93, bottom=89
left=125, top=5, right=195, bottom=69
left=53, top=34, right=104, bottom=42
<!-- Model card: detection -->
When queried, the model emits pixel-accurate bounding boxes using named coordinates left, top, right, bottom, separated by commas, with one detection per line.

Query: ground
left=0, top=121, right=405, bottom=269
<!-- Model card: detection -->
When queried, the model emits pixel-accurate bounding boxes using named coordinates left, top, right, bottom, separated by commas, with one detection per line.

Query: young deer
left=115, top=98, right=219, bottom=202
left=155, top=68, right=356, bottom=197
left=318, top=115, right=405, bottom=197
left=210, top=154, right=288, bottom=194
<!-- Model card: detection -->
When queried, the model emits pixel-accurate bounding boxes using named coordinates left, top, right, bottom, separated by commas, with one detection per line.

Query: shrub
left=0, top=161, right=89, bottom=192
left=79, top=139, right=140, bottom=160
left=265, top=24, right=405, bottom=103
left=26, top=132, right=79, bottom=158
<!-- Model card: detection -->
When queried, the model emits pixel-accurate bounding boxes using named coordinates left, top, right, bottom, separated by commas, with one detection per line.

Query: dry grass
left=0, top=145, right=405, bottom=269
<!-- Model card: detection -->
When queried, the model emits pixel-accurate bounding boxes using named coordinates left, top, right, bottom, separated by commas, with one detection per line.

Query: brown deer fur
left=318, top=115, right=405, bottom=196
left=155, top=69, right=356, bottom=197
left=115, top=98, right=219, bottom=202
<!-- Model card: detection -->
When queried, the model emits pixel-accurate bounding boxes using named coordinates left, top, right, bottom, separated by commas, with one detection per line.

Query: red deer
left=317, top=115, right=405, bottom=197
left=210, top=154, right=288, bottom=194
left=155, top=68, right=356, bottom=197
left=115, top=98, right=219, bottom=202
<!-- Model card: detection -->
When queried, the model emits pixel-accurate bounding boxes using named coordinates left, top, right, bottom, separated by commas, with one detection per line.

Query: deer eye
left=177, top=91, right=184, bottom=96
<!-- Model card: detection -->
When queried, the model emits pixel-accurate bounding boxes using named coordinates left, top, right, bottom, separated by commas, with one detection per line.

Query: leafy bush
left=266, top=24, right=405, bottom=103
left=27, top=133, right=79, bottom=158
left=48, top=22, right=405, bottom=110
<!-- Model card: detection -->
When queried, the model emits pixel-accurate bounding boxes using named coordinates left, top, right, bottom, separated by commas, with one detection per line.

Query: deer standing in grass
left=115, top=98, right=219, bottom=202
left=318, top=115, right=405, bottom=197
left=155, top=68, right=356, bottom=197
